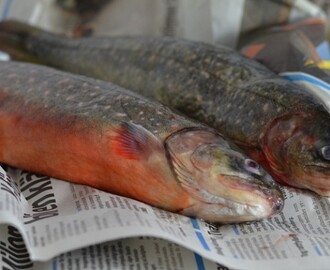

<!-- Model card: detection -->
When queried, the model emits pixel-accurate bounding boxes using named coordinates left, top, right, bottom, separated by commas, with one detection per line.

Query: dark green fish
left=0, top=61, right=283, bottom=223
left=0, top=20, right=329, bottom=196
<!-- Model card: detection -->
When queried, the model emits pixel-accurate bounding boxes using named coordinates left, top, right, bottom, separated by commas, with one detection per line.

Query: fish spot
left=66, top=95, right=75, bottom=101
left=104, top=105, right=111, bottom=110
left=78, top=102, right=84, bottom=107
left=189, top=54, right=197, bottom=60
left=139, top=111, right=144, bottom=115
left=215, top=71, right=222, bottom=78
left=167, top=60, right=174, bottom=66
left=187, top=79, right=194, bottom=85
left=148, top=55, right=156, bottom=63
left=263, top=103, right=270, bottom=112
left=200, top=71, right=210, bottom=79
left=8, top=73, right=17, bottom=78
left=116, top=113, right=127, bottom=117
left=89, top=92, right=97, bottom=97
left=57, top=78, right=70, bottom=85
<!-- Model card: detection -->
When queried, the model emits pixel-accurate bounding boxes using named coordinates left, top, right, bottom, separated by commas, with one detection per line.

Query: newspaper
left=1, top=164, right=330, bottom=270
left=1, top=1, right=330, bottom=270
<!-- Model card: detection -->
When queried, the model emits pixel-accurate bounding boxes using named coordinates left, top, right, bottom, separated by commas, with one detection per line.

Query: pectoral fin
left=111, top=122, right=163, bottom=160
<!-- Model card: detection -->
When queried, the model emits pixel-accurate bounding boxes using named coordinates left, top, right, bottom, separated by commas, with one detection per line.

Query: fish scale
left=0, top=64, right=187, bottom=136
left=0, top=20, right=329, bottom=196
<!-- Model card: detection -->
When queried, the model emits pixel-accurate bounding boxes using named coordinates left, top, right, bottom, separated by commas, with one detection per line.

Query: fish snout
left=258, top=185, right=284, bottom=215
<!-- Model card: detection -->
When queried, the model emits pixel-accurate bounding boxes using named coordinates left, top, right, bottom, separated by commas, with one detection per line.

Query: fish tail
left=0, top=20, right=43, bottom=62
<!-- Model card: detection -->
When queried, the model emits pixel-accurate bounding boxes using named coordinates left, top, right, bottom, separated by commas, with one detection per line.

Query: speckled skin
left=1, top=20, right=330, bottom=195
left=0, top=61, right=284, bottom=223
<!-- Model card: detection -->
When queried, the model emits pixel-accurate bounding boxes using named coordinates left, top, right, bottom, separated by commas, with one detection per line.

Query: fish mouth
left=292, top=163, right=330, bottom=196
left=180, top=174, right=284, bottom=223
left=209, top=174, right=284, bottom=214
left=305, top=162, right=330, bottom=170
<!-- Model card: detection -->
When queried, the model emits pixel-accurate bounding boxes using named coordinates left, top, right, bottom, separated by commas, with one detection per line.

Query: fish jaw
left=165, top=128, right=284, bottom=223
left=263, top=113, right=330, bottom=196
left=180, top=174, right=284, bottom=223
left=292, top=166, right=330, bottom=196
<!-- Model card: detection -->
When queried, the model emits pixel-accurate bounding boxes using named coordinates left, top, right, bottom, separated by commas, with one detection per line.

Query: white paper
left=1, top=166, right=330, bottom=270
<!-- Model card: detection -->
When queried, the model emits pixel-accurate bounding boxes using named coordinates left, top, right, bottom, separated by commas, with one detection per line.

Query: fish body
left=0, top=61, right=283, bottom=223
left=1, top=20, right=330, bottom=195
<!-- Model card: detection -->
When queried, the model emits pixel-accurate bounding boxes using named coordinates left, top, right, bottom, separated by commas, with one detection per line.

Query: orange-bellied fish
left=1, top=20, right=330, bottom=196
left=0, top=61, right=283, bottom=223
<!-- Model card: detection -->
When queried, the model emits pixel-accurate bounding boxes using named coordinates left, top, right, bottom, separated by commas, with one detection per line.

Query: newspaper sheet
left=1, top=164, right=330, bottom=270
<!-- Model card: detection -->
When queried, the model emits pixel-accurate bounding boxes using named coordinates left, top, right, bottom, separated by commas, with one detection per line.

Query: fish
left=0, top=21, right=329, bottom=196
left=0, top=60, right=283, bottom=223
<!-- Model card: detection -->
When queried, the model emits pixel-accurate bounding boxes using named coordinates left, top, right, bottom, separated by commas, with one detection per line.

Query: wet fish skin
left=1, top=21, right=330, bottom=196
left=0, top=61, right=283, bottom=223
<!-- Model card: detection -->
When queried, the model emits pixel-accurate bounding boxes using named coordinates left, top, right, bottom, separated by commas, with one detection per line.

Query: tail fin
left=0, top=20, right=44, bottom=63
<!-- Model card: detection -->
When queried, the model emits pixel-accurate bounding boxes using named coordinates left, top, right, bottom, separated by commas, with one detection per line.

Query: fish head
left=165, top=128, right=284, bottom=223
left=264, top=112, right=330, bottom=196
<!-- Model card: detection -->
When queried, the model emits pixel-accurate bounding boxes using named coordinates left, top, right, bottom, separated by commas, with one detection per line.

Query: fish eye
left=244, top=159, right=261, bottom=175
left=321, top=145, right=330, bottom=161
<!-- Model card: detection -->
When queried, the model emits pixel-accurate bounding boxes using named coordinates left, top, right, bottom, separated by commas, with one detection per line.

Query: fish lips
left=295, top=162, right=330, bottom=196
left=200, top=171, right=284, bottom=218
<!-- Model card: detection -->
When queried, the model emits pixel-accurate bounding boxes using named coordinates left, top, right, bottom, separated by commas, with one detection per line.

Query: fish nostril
left=273, top=198, right=284, bottom=212
left=262, top=188, right=272, bottom=196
